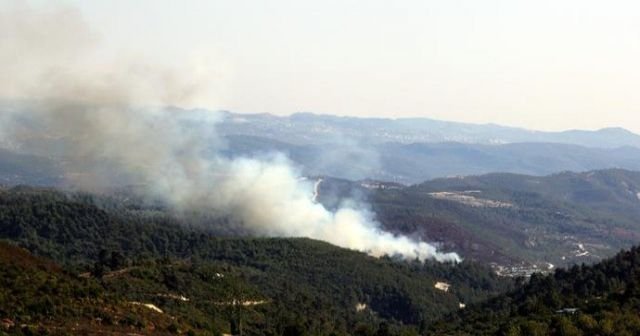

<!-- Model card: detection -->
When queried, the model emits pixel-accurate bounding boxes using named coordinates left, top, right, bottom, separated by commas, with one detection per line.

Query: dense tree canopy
left=0, top=186, right=510, bottom=335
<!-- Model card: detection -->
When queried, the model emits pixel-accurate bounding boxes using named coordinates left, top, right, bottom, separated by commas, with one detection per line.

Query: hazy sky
left=24, top=1, right=640, bottom=131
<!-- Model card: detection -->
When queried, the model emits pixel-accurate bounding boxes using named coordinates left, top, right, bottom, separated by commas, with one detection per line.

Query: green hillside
left=430, top=245, right=640, bottom=335
left=0, top=241, right=210, bottom=335
left=0, top=186, right=510, bottom=335
left=353, top=169, right=640, bottom=267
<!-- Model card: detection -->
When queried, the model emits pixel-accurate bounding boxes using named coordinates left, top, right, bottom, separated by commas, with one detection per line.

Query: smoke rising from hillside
left=0, top=3, right=460, bottom=262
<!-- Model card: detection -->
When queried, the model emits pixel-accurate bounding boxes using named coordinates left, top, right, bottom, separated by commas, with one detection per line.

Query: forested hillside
left=430, top=245, right=640, bottom=335
left=0, top=186, right=510, bottom=335
left=4, top=171, right=640, bottom=334
left=314, top=169, right=640, bottom=269
left=0, top=241, right=251, bottom=335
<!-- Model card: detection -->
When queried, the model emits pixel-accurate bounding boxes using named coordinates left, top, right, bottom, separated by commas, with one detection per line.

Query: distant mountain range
left=4, top=107, right=640, bottom=184
left=7, top=135, right=640, bottom=186
left=218, top=111, right=640, bottom=148
left=216, top=111, right=640, bottom=183
left=223, top=134, right=640, bottom=183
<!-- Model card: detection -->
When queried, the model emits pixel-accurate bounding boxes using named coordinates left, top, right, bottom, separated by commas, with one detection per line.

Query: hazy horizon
left=6, top=0, right=640, bottom=132
left=214, top=109, right=640, bottom=134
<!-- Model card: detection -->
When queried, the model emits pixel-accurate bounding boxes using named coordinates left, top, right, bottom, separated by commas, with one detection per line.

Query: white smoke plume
left=0, top=2, right=460, bottom=262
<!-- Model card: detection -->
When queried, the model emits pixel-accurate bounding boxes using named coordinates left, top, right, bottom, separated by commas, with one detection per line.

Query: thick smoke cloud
left=0, top=2, right=460, bottom=262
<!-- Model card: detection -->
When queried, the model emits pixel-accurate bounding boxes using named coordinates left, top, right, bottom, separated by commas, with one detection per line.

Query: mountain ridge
left=217, top=110, right=640, bottom=148
left=224, top=134, right=640, bottom=183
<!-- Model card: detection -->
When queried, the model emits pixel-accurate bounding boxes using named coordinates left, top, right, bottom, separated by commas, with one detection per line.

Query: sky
left=18, top=1, right=640, bottom=132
